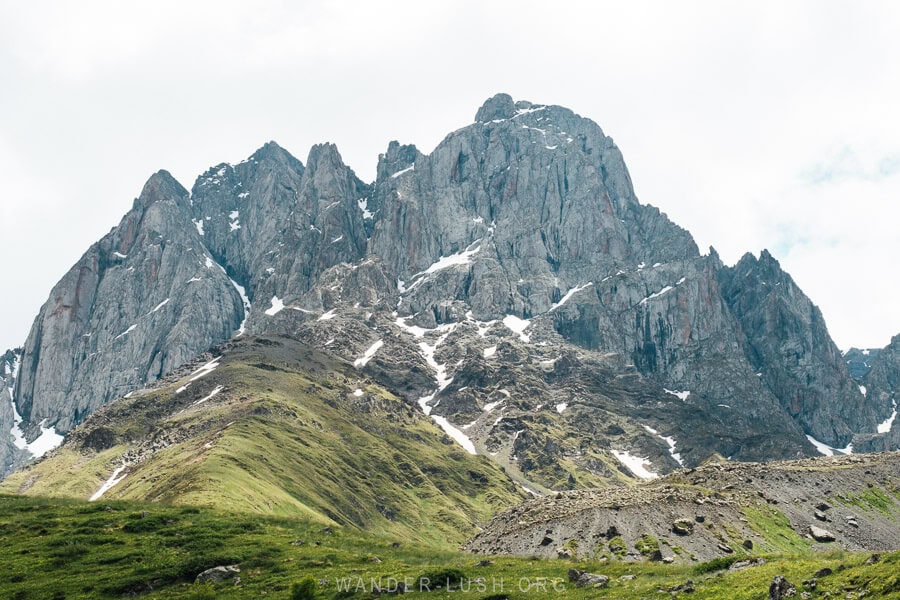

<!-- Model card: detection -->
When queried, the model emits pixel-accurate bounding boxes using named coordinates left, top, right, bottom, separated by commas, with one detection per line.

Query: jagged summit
left=246, top=139, right=299, bottom=165
left=3, top=95, right=897, bottom=486
left=474, top=92, right=517, bottom=121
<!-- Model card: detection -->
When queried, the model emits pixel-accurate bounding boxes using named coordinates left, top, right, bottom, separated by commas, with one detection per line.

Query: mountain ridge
left=3, top=93, right=898, bottom=483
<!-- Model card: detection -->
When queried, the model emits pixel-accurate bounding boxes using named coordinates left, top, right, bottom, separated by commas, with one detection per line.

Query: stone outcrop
left=844, top=347, right=880, bottom=380
left=14, top=172, right=245, bottom=433
left=0, top=348, right=30, bottom=476
left=852, top=334, right=900, bottom=453
left=719, top=250, right=880, bottom=447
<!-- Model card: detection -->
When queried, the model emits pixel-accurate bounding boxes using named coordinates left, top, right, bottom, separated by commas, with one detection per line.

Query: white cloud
left=0, top=1, right=898, bottom=350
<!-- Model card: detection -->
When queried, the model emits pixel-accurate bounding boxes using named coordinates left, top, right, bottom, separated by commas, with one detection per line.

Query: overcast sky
left=1, top=1, right=898, bottom=352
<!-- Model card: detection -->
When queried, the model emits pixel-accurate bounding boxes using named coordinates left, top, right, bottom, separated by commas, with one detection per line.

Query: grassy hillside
left=0, top=338, right=525, bottom=547
left=0, top=494, right=897, bottom=599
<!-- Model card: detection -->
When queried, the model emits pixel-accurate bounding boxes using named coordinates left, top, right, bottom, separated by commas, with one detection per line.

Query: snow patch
left=555, top=402, right=568, bottom=414
left=643, top=425, right=685, bottom=466
left=193, top=219, right=205, bottom=236
left=413, top=324, right=458, bottom=415
left=188, top=357, right=221, bottom=383
left=806, top=434, right=854, bottom=456
left=354, top=340, right=384, bottom=368
left=228, top=278, right=251, bottom=336
left=394, top=316, right=428, bottom=338
left=357, top=197, right=373, bottom=219
left=264, top=296, right=285, bottom=316
left=431, top=415, right=477, bottom=454
left=89, top=464, right=129, bottom=501
left=352, top=389, right=364, bottom=397
left=229, top=210, right=241, bottom=231
left=519, top=484, right=541, bottom=497
left=502, top=315, right=531, bottom=342
left=483, top=345, right=497, bottom=358
left=611, top=449, right=658, bottom=479
left=483, top=400, right=504, bottom=412
left=858, top=385, right=867, bottom=396
left=514, top=105, right=547, bottom=117
left=13, top=419, right=64, bottom=458
left=112, top=251, right=127, bottom=259
left=640, top=285, right=675, bottom=305
left=391, top=165, right=415, bottom=178
left=664, top=388, right=691, bottom=401
left=318, top=309, right=337, bottom=321
left=876, top=399, right=897, bottom=434
left=403, top=242, right=482, bottom=292
left=418, top=393, right=436, bottom=416
left=549, top=282, right=593, bottom=311
left=149, top=298, right=170, bottom=314
left=194, top=385, right=224, bottom=406
left=418, top=329, right=456, bottom=390
left=114, top=324, right=137, bottom=340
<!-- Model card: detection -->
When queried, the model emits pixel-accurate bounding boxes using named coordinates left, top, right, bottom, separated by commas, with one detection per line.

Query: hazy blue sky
left=1, top=1, right=898, bottom=350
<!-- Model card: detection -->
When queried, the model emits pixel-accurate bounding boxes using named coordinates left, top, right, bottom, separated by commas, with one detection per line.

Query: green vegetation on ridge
left=0, top=341, right=525, bottom=547
left=0, top=495, right=898, bottom=599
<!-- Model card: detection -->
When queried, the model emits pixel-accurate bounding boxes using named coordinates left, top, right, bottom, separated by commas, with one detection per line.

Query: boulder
left=809, top=526, right=836, bottom=542
left=195, top=565, right=240, bottom=584
left=568, top=569, right=609, bottom=588
left=672, top=518, right=694, bottom=535
left=769, top=575, right=796, bottom=600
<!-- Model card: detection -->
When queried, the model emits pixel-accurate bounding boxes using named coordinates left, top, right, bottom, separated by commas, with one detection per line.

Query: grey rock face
left=719, top=251, right=879, bottom=447
left=6, top=93, right=892, bottom=484
left=15, top=171, right=245, bottom=432
left=0, top=348, right=30, bottom=477
left=365, top=97, right=806, bottom=459
left=844, top=347, right=880, bottom=380
left=371, top=97, right=697, bottom=322
left=190, top=141, right=370, bottom=327
left=852, top=334, right=900, bottom=452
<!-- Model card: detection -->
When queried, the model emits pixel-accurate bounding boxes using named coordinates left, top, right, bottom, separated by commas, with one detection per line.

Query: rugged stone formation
left=852, top=334, right=900, bottom=453
left=14, top=172, right=245, bottom=433
left=719, top=251, right=880, bottom=447
left=0, top=348, right=30, bottom=476
left=189, top=141, right=370, bottom=329
left=844, top=347, right=881, bottom=380
left=4, top=94, right=896, bottom=483
left=465, top=453, right=900, bottom=560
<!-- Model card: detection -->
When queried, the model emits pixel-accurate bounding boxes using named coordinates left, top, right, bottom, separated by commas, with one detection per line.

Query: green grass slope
left=0, top=495, right=897, bottom=599
left=0, top=337, right=525, bottom=547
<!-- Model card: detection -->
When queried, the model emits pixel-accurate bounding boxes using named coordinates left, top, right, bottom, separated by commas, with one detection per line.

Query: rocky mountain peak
left=305, top=142, right=343, bottom=170
left=376, top=141, right=420, bottom=179
left=249, top=140, right=301, bottom=167
left=474, top=92, right=517, bottom=122
left=135, top=169, right=189, bottom=211
left=5, top=94, right=898, bottom=485
left=720, top=251, right=880, bottom=446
